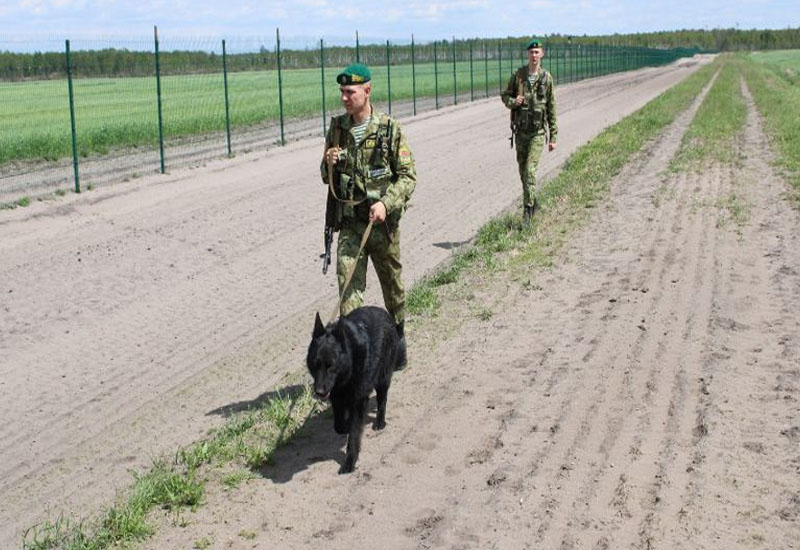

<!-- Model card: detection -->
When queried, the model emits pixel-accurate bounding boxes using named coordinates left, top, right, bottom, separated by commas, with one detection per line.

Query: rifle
left=321, top=226, right=333, bottom=274
left=322, top=125, right=342, bottom=275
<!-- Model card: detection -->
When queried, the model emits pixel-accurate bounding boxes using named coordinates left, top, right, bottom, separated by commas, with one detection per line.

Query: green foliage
left=1, top=195, right=31, bottom=210
left=222, top=470, right=254, bottom=490
left=407, top=284, right=440, bottom=316
left=559, top=27, right=800, bottom=51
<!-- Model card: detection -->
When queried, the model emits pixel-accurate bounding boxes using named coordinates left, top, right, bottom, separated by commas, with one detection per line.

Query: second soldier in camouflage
left=501, top=38, right=558, bottom=224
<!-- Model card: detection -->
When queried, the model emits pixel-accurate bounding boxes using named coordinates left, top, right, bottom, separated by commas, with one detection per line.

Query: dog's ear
left=335, top=317, right=347, bottom=340
left=313, top=312, right=326, bottom=338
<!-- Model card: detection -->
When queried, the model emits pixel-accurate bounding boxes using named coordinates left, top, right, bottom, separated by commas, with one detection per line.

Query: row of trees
left=559, top=27, right=800, bottom=51
left=1, top=27, right=798, bottom=82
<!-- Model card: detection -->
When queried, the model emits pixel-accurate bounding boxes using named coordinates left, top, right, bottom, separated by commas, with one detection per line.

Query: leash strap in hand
left=330, top=220, right=373, bottom=323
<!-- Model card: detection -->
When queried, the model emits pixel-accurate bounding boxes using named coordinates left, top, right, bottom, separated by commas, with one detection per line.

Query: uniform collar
left=345, top=104, right=378, bottom=129
left=527, top=65, right=542, bottom=78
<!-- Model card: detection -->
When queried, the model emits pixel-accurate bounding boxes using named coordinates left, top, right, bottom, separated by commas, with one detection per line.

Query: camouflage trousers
left=337, top=218, right=404, bottom=326
left=515, top=132, right=546, bottom=207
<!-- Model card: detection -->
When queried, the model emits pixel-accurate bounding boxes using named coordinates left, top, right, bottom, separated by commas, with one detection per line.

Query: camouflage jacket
left=501, top=65, right=558, bottom=141
left=321, top=107, right=416, bottom=224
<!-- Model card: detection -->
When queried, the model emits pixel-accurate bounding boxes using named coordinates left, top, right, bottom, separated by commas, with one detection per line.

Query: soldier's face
left=340, top=83, right=371, bottom=114
left=528, top=47, right=544, bottom=63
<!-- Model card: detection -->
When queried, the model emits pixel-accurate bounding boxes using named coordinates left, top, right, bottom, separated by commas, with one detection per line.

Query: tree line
left=1, top=27, right=798, bottom=82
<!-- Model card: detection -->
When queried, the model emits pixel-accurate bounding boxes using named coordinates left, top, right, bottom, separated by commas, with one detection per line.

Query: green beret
left=336, top=63, right=371, bottom=85
left=526, top=38, right=544, bottom=49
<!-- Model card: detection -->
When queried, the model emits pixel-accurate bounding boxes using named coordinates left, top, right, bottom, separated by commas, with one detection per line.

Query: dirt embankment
left=6, top=57, right=776, bottom=549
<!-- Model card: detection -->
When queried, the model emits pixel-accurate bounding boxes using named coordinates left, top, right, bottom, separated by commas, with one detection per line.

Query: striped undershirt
left=352, top=119, right=369, bottom=145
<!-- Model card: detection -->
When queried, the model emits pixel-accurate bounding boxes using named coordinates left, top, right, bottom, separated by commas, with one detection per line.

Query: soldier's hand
left=549, top=142, right=557, bottom=152
left=325, top=146, right=340, bottom=165
left=369, top=201, right=387, bottom=224
left=514, top=95, right=525, bottom=106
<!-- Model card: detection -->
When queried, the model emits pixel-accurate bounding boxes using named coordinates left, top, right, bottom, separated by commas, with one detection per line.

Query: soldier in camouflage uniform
left=321, top=63, right=417, bottom=368
left=501, top=38, right=558, bottom=224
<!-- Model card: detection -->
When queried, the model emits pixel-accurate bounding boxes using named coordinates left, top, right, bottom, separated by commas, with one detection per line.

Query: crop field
left=0, top=48, right=677, bottom=167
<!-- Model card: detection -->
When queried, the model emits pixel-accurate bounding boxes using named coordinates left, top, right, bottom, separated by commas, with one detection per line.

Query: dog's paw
left=339, top=460, right=356, bottom=474
left=372, top=420, right=386, bottom=431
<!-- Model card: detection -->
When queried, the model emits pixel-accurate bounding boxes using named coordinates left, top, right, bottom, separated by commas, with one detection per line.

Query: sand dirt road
left=6, top=55, right=796, bottom=549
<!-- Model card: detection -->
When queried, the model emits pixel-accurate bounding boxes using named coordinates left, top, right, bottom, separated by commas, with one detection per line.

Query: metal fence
left=0, top=29, right=699, bottom=201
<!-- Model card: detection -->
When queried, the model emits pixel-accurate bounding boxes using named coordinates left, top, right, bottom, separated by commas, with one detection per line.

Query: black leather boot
left=395, top=321, right=407, bottom=371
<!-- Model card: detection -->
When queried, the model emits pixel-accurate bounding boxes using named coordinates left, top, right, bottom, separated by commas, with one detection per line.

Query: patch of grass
left=652, top=179, right=678, bottom=207
left=222, top=470, right=255, bottom=489
left=1, top=195, right=32, bottom=210
left=739, top=52, right=800, bottom=201
left=476, top=308, right=494, bottom=321
left=23, top=386, right=317, bottom=550
left=715, top=191, right=750, bottom=232
left=670, top=58, right=747, bottom=171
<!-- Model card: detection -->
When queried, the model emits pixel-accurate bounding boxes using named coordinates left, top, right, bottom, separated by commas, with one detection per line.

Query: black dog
left=307, top=306, right=399, bottom=474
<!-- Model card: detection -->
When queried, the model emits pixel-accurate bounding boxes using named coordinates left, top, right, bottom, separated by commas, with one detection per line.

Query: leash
left=330, top=220, right=373, bottom=323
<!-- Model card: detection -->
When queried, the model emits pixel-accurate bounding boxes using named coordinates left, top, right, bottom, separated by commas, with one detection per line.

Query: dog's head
left=306, top=312, right=351, bottom=400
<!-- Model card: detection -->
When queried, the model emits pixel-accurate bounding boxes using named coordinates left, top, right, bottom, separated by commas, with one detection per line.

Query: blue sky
left=1, top=0, right=797, bottom=47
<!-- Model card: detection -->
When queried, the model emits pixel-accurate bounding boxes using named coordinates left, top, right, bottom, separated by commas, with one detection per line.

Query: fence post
left=497, top=41, right=502, bottom=93
left=65, top=39, right=80, bottom=193
left=276, top=28, right=285, bottom=146
left=320, top=38, right=327, bottom=135
left=571, top=43, right=575, bottom=82
left=411, top=35, right=417, bottom=116
left=434, top=40, right=439, bottom=110
left=469, top=40, right=474, bottom=101
left=222, top=39, right=232, bottom=157
left=451, top=37, right=457, bottom=105
left=154, top=26, right=165, bottom=174
left=356, top=31, right=360, bottom=63
left=544, top=42, right=550, bottom=76
left=484, top=41, right=488, bottom=97
left=386, top=40, right=392, bottom=115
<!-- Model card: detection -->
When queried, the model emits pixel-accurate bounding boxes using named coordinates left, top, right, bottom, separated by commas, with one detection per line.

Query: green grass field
left=749, top=49, right=800, bottom=72
left=740, top=50, right=800, bottom=198
left=1, top=50, right=678, bottom=166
